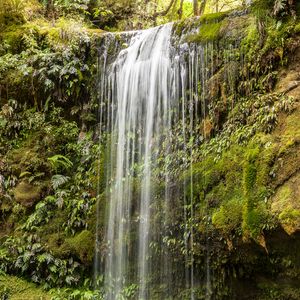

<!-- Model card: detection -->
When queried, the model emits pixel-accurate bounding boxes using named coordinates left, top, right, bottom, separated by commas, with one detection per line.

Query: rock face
left=268, top=49, right=300, bottom=236
left=271, top=173, right=300, bottom=235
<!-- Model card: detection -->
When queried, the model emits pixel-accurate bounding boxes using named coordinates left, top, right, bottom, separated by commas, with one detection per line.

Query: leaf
left=65, top=275, right=75, bottom=285
left=48, top=155, right=73, bottom=172
left=51, top=174, right=70, bottom=190
left=19, top=171, right=32, bottom=178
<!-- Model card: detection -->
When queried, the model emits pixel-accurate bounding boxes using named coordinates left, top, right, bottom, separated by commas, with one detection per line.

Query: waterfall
left=95, top=22, right=222, bottom=299
left=106, top=24, right=173, bottom=299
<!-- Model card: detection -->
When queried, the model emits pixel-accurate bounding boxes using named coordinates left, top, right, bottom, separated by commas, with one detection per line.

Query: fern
left=273, top=0, right=287, bottom=15
left=48, top=155, right=73, bottom=172
left=51, top=174, right=70, bottom=189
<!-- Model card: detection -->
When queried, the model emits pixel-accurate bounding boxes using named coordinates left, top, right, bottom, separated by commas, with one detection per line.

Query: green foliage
left=0, top=91, right=102, bottom=291
left=212, top=198, right=243, bottom=236
left=243, top=148, right=259, bottom=197
left=52, top=0, right=90, bottom=15
left=0, top=235, right=83, bottom=289
left=50, top=277, right=104, bottom=300
left=0, top=0, right=26, bottom=28
left=1, top=2, right=300, bottom=298
left=241, top=145, right=277, bottom=239
left=91, top=0, right=135, bottom=30
left=201, top=93, right=294, bottom=160
left=0, top=18, right=95, bottom=109
left=23, top=195, right=57, bottom=230
left=51, top=174, right=70, bottom=190
left=48, top=155, right=73, bottom=173
left=121, top=284, right=139, bottom=299
left=182, top=11, right=229, bottom=44
left=65, top=196, right=97, bottom=234
left=251, top=0, right=274, bottom=19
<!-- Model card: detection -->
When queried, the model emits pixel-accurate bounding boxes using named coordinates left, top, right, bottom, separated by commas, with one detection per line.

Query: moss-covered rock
left=13, top=180, right=41, bottom=207
left=39, top=211, right=96, bottom=261
left=45, top=233, right=71, bottom=258
left=65, top=230, right=95, bottom=265
left=186, top=21, right=225, bottom=43
left=271, top=173, right=300, bottom=235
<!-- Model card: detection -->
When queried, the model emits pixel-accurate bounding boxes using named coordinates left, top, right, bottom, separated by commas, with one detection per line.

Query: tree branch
left=153, top=0, right=176, bottom=17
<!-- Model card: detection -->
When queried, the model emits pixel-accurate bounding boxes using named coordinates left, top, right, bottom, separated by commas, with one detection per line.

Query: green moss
left=65, top=230, right=94, bottom=265
left=46, top=230, right=95, bottom=264
left=246, top=202, right=273, bottom=238
left=279, top=209, right=300, bottom=226
left=212, top=198, right=243, bottom=235
left=91, top=156, right=105, bottom=194
left=294, top=23, right=300, bottom=34
left=13, top=180, right=41, bottom=207
left=271, top=172, right=300, bottom=234
left=185, top=156, right=221, bottom=195
left=7, top=136, right=50, bottom=177
left=243, top=148, right=259, bottom=197
left=284, top=109, right=300, bottom=139
left=189, top=133, right=278, bottom=241
left=186, top=21, right=224, bottom=43
left=242, top=148, right=260, bottom=237
left=198, top=11, right=228, bottom=24
left=240, top=143, right=279, bottom=239
left=0, top=275, right=51, bottom=300
left=0, top=25, right=24, bottom=52
left=277, top=185, right=293, bottom=204
left=44, top=17, right=91, bottom=48
left=46, top=233, right=71, bottom=258
left=182, top=11, right=231, bottom=44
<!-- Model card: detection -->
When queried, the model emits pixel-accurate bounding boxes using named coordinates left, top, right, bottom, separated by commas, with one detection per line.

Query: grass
left=0, top=275, right=51, bottom=300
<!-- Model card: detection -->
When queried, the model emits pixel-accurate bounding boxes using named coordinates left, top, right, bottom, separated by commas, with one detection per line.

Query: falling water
left=94, top=19, right=241, bottom=299
left=102, top=24, right=175, bottom=299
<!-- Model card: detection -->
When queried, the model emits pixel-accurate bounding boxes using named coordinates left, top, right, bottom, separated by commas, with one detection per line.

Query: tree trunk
left=178, top=0, right=184, bottom=19
left=199, top=0, right=207, bottom=16
left=193, top=0, right=199, bottom=16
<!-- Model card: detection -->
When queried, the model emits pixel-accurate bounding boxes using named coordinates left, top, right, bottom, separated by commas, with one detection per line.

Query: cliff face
left=170, top=12, right=300, bottom=299
left=1, top=4, right=300, bottom=299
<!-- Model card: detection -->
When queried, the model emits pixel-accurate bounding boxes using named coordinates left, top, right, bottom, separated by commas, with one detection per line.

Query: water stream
left=95, top=22, right=222, bottom=299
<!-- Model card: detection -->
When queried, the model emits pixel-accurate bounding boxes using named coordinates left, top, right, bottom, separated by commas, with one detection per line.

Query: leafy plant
left=50, top=277, right=104, bottom=299
left=0, top=235, right=83, bottom=289
left=48, top=155, right=73, bottom=173
left=51, top=174, right=70, bottom=190
left=23, top=196, right=57, bottom=230
left=0, top=0, right=25, bottom=27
